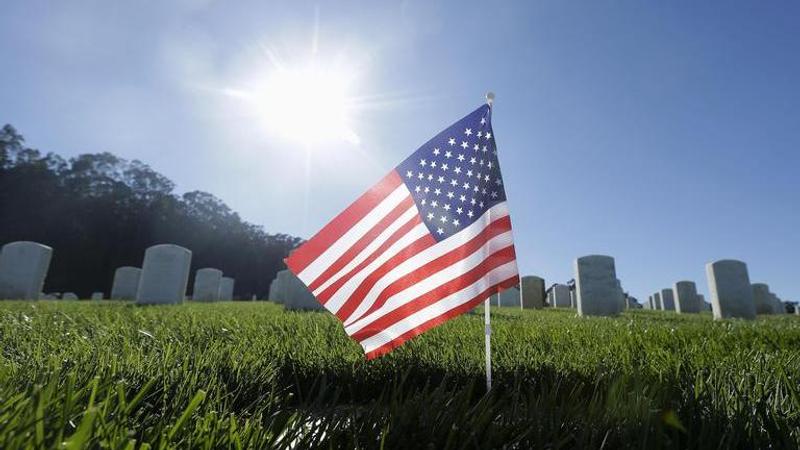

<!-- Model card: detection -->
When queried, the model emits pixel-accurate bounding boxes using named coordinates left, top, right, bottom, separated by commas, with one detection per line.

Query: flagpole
left=484, top=91, right=495, bottom=392
left=484, top=297, right=492, bottom=391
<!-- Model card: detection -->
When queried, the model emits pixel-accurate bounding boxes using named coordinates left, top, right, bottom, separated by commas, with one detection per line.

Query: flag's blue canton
left=395, top=105, right=507, bottom=242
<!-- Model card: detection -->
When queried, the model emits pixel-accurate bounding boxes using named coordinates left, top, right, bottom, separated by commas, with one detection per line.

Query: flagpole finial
left=485, top=91, right=495, bottom=107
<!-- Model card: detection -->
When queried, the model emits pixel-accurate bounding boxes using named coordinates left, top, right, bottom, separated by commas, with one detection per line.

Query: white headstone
left=615, top=279, right=625, bottom=310
left=269, top=270, right=288, bottom=304
left=91, top=292, right=103, bottom=300
left=193, top=268, right=223, bottom=302
left=550, top=284, right=571, bottom=307
left=62, top=292, right=78, bottom=300
left=136, top=244, right=192, bottom=305
left=111, top=266, right=141, bottom=300
left=575, top=255, right=622, bottom=316
left=674, top=281, right=701, bottom=313
left=218, top=277, right=235, bottom=301
left=270, top=270, right=322, bottom=310
left=569, top=289, right=576, bottom=307
left=0, top=241, right=53, bottom=300
left=653, top=292, right=662, bottom=310
left=520, top=276, right=545, bottom=309
left=770, top=293, right=784, bottom=314
left=660, top=288, right=675, bottom=311
left=706, top=259, right=756, bottom=320
left=752, top=283, right=773, bottom=314
left=493, top=285, right=521, bottom=308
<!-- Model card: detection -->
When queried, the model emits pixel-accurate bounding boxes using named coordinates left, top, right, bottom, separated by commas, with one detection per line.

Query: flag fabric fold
left=286, top=103, right=519, bottom=358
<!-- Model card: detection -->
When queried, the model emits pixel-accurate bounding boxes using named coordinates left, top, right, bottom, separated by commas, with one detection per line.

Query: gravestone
left=752, top=283, right=773, bottom=314
left=136, top=244, right=192, bottom=305
left=62, top=292, right=78, bottom=300
left=493, top=284, right=521, bottom=307
left=674, top=281, right=701, bottom=313
left=91, top=292, right=103, bottom=300
left=661, top=288, right=676, bottom=311
left=697, top=294, right=705, bottom=305
left=271, top=269, right=323, bottom=310
left=218, top=277, right=235, bottom=301
left=569, top=289, right=576, bottom=307
left=550, top=284, right=571, bottom=307
left=615, top=279, right=625, bottom=309
left=626, top=296, right=641, bottom=309
left=574, top=255, right=622, bottom=316
left=653, top=292, right=662, bottom=310
left=193, top=268, right=223, bottom=302
left=0, top=241, right=53, bottom=300
left=520, top=275, right=545, bottom=309
left=269, top=270, right=289, bottom=304
left=770, top=293, right=784, bottom=314
left=111, top=267, right=141, bottom=300
left=705, top=259, right=756, bottom=320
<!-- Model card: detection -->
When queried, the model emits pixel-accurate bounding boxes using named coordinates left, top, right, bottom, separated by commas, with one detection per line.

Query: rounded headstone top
left=146, top=244, right=192, bottom=255
left=2, top=241, right=53, bottom=251
left=675, top=280, right=695, bottom=286
left=576, top=254, right=614, bottom=263
left=521, top=275, right=544, bottom=282
left=197, top=267, right=223, bottom=275
left=751, top=282, right=769, bottom=289
left=117, top=266, right=140, bottom=271
left=707, top=259, right=747, bottom=268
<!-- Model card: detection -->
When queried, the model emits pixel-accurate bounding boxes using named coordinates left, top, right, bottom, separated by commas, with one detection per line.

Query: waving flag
left=286, top=103, right=519, bottom=359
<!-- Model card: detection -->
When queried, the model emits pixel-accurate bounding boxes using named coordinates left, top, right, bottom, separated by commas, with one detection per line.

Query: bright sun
left=247, top=63, right=359, bottom=145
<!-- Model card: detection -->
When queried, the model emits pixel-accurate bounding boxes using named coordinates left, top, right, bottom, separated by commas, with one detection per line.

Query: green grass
left=1, top=301, right=799, bottom=449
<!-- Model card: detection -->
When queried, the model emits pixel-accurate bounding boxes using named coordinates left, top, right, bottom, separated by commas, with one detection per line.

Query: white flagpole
left=484, top=91, right=495, bottom=392
left=484, top=297, right=492, bottom=391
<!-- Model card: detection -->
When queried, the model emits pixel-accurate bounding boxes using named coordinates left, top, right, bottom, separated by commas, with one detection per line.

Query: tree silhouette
left=0, top=124, right=302, bottom=299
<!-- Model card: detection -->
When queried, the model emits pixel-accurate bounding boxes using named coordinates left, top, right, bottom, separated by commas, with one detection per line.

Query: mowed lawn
left=1, top=301, right=799, bottom=449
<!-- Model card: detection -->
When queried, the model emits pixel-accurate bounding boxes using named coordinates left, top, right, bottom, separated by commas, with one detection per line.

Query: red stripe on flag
left=307, top=195, right=415, bottom=292
left=332, top=233, right=438, bottom=320
left=314, top=215, right=425, bottom=304
left=351, top=245, right=517, bottom=342
left=346, top=216, right=513, bottom=323
left=286, top=170, right=403, bottom=275
left=363, top=275, right=520, bottom=360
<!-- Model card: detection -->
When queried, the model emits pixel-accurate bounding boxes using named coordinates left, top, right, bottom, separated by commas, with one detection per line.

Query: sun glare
left=249, top=63, right=359, bottom=145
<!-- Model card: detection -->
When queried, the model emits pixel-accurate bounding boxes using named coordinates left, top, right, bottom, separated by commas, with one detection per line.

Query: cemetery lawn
left=1, top=302, right=799, bottom=449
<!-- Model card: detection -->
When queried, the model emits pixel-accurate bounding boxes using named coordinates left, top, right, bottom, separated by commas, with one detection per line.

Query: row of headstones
left=0, top=241, right=235, bottom=304
left=645, top=283, right=709, bottom=313
left=491, top=256, right=632, bottom=315
left=644, top=262, right=790, bottom=318
left=489, top=256, right=797, bottom=319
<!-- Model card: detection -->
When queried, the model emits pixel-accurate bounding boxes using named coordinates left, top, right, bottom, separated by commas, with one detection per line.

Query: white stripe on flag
left=324, top=222, right=430, bottom=314
left=312, top=206, right=419, bottom=296
left=359, top=260, right=520, bottom=353
left=341, top=202, right=510, bottom=325
left=344, top=229, right=515, bottom=335
left=297, top=184, right=411, bottom=284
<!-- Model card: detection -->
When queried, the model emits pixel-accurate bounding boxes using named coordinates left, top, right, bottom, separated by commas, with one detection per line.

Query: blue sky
left=1, top=1, right=798, bottom=303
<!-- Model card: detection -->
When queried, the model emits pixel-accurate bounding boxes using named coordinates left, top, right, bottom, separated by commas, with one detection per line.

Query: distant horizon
left=2, top=1, right=798, bottom=303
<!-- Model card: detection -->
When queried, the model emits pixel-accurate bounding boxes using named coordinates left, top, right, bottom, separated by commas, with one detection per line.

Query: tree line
left=0, top=124, right=302, bottom=299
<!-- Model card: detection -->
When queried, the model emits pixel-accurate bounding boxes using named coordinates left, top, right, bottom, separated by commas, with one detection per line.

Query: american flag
left=286, top=104, right=519, bottom=359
